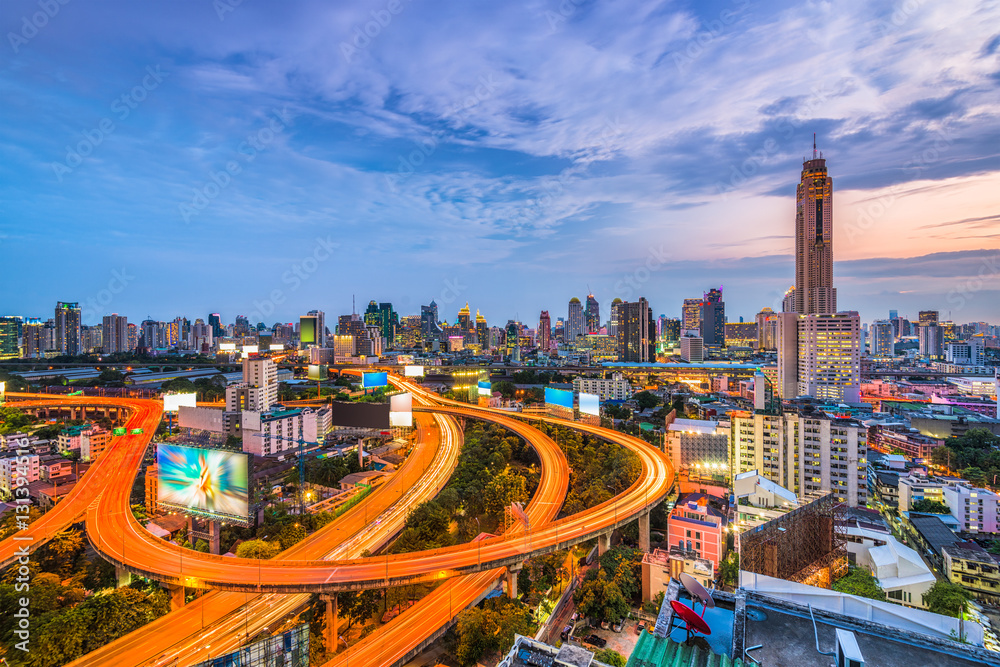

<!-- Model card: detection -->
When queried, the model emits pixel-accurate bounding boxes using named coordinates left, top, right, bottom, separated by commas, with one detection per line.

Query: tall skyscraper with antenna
left=794, top=134, right=836, bottom=315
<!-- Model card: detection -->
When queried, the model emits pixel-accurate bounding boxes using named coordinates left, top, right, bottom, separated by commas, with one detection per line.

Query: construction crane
left=245, top=431, right=323, bottom=516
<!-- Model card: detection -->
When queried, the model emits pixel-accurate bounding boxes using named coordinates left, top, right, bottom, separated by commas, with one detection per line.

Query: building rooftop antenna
left=813, top=132, right=817, bottom=160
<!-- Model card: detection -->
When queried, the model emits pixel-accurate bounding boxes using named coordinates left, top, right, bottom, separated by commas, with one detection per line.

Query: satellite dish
left=679, top=572, right=715, bottom=613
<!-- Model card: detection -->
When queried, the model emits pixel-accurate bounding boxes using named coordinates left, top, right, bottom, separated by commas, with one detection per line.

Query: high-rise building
left=919, top=323, right=943, bottom=358
left=81, top=325, right=103, bottom=352
left=457, top=303, right=471, bottom=333
left=724, top=322, right=757, bottom=348
left=616, top=297, right=655, bottom=362
left=364, top=301, right=397, bottom=344
left=420, top=302, right=442, bottom=342
left=22, top=318, right=42, bottom=358
left=699, top=288, right=725, bottom=347
left=234, top=315, right=251, bottom=337
left=208, top=313, right=224, bottom=338
left=795, top=312, right=861, bottom=403
left=585, top=294, right=600, bottom=334
left=871, top=320, right=894, bottom=357
left=55, top=302, right=81, bottom=356
left=793, top=140, right=836, bottom=315
left=680, top=335, right=704, bottom=363
left=756, top=308, right=778, bottom=350
left=538, top=311, right=551, bottom=353
left=0, top=317, right=19, bottom=359
left=566, top=298, right=584, bottom=343
left=608, top=298, right=623, bottom=336
left=127, top=323, right=138, bottom=351
left=918, top=310, right=939, bottom=326
left=189, top=319, right=213, bottom=351
left=658, top=317, right=681, bottom=346
left=475, top=311, right=489, bottom=349
left=306, top=310, right=326, bottom=347
left=102, top=314, right=129, bottom=354
left=781, top=286, right=796, bottom=313
left=241, top=356, right=278, bottom=411
left=682, top=298, right=701, bottom=334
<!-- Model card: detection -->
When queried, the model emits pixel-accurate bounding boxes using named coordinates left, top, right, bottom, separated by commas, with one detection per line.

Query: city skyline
left=1, top=1, right=999, bottom=325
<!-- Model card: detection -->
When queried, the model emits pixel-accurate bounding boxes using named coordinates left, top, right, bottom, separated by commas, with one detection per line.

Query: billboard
left=478, top=380, right=492, bottom=397
left=389, top=392, right=413, bottom=427
left=362, top=371, right=388, bottom=388
left=544, top=387, right=573, bottom=409
left=579, top=392, right=600, bottom=416
left=242, top=344, right=259, bottom=356
left=178, top=406, right=225, bottom=433
left=404, top=365, right=424, bottom=377
left=219, top=343, right=237, bottom=351
left=330, top=402, right=390, bottom=429
left=157, top=443, right=250, bottom=525
left=300, top=316, right=316, bottom=344
left=163, top=392, right=198, bottom=412
left=307, top=364, right=327, bottom=381
left=270, top=343, right=285, bottom=351
left=192, top=623, right=308, bottom=667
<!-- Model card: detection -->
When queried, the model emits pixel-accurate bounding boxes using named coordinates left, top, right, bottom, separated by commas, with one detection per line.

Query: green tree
left=235, top=539, right=280, bottom=559
left=719, top=551, right=739, bottom=587
left=594, top=648, right=627, bottom=667
left=911, top=499, right=949, bottom=514
left=633, top=391, right=661, bottom=410
left=483, top=468, right=528, bottom=521
left=454, top=598, right=534, bottom=667
left=573, top=568, right=630, bottom=623
left=960, top=466, right=987, bottom=486
left=922, top=579, right=970, bottom=618
left=492, top=380, right=517, bottom=399
left=833, top=567, right=886, bottom=602
left=277, top=523, right=307, bottom=550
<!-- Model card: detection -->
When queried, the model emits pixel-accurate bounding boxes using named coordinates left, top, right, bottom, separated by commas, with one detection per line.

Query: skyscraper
left=0, top=317, right=19, bottom=360
left=608, top=298, right=623, bottom=336
left=475, top=310, right=489, bottom=349
left=871, top=320, right=894, bottom=357
left=22, top=318, right=42, bottom=358
left=208, top=313, right=224, bottom=338
left=457, top=303, right=471, bottom=332
left=791, top=312, right=861, bottom=403
left=681, top=298, right=701, bottom=334
left=566, top=298, right=584, bottom=342
left=55, top=302, right=81, bottom=356
left=794, top=139, right=836, bottom=315
left=616, top=297, right=655, bottom=362
left=585, top=294, right=600, bottom=334
left=364, top=301, right=398, bottom=344
left=102, top=314, right=129, bottom=354
left=699, top=288, right=725, bottom=347
left=420, top=302, right=442, bottom=342
left=755, top=308, right=778, bottom=350
left=538, top=311, right=551, bottom=353
left=306, top=310, right=326, bottom=347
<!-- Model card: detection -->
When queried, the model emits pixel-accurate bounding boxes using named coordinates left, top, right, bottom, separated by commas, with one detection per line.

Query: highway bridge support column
left=506, top=563, right=523, bottom=600
left=166, top=584, right=185, bottom=611
left=598, top=532, right=611, bottom=557
left=321, top=594, right=338, bottom=654
left=115, top=565, right=131, bottom=588
left=638, top=511, right=651, bottom=553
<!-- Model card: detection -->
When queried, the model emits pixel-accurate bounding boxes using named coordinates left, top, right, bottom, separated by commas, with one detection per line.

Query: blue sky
left=1, top=0, right=998, bottom=329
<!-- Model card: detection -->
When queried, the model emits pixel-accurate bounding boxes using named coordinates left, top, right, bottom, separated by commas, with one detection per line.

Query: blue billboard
left=478, top=380, right=492, bottom=396
left=362, top=371, right=388, bottom=388
left=544, top=387, right=574, bottom=409
left=579, top=392, right=600, bottom=416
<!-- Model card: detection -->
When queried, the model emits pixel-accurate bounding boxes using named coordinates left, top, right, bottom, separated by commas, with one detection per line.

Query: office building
left=584, top=294, right=600, bottom=334
left=871, top=320, right=894, bottom=357
left=731, top=406, right=868, bottom=507
left=724, top=321, right=757, bottom=348
left=699, top=288, right=725, bottom=347
left=299, top=313, right=320, bottom=348
left=682, top=298, right=701, bottom=334
left=565, top=297, right=584, bottom=343
left=793, top=141, right=837, bottom=315
left=475, top=310, right=488, bottom=349
left=0, top=317, right=18, bottom=359
left=607, top=298, right=622, bottom=336
left=189, top=319, right=213, bottom=351
left=363, top=301, right=397, bottom=344
left=658, top=316, right=681, bottom=346
left=537, top=311, right=551, bottom=353
left=919, top=310, right=939, bottom=326
left=241, top=356, right=277, bottom=411
left=680, top=335, right=704, bottom=363
left=55, top=301, right=81, bottom=355
left=919, top=323, right=943, bottom=358
left=756, top=308, right=777, bottom=350
left=306, top=310, right=326, bottom=347
left=615, top=297, right=655, bottom=362
left=573, top=372, right=631, bottom=401
left=22, top=318, right=42, bottom=358
left=946, top=339, right=984, bottom=366
left=208, top=313, right=224, bottom=338
left=102, top=314, right=130, bottom=354
left=796, top=311, right=861, bottom=403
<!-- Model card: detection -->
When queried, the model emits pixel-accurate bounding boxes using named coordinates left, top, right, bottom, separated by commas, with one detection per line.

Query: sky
left=1, top=0, right=998, bottom=329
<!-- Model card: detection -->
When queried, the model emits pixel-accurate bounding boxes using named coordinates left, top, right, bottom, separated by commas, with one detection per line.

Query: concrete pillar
left=638, top=511, right=651, bottom=553
left=322, top=594, right=338, bottom=654
left=115, top=565, right=131, bottom=588
left=598, top=532, right=611, bottom=556
left=506, top=563, right=522, bottom=599
left=208, top=520, right=221, bottom=555
left=166, top=584, right=185, bottom=611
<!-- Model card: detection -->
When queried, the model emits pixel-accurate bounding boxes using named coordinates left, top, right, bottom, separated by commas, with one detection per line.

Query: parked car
left=586, top=635, right=607, bottom=649
left=600, top=620, right=609, bottom=630
left=612, top=620, right=624, bottom=633
left=571, top=612, right=579, bottom=622
left=560, top=625, right=572, bottom=641
left=636, top=621, right=646, bottom=635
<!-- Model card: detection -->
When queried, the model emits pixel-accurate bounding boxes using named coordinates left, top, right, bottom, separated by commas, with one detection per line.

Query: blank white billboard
left=389, top=392, right=413, bottom=427
left=219, top=343, right=237, bottom=351
left=163, top=392, right=198, bottom=412
left=579, top=392, right=600, bottom=416
left=404, top=365, right=424, bottom=377
left=178, top=406, right=225, bottom=433
left=269, top=343, right=284, bottom=351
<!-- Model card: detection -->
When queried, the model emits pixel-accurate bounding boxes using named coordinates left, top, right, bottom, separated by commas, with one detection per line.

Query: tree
left=493, top=380, right=517, bottom=399
left=633, top=391, right=661, bottom=410
left=235, top=539, right=280, bottom=559
left=719, top=551, right=739, bottom=588
left=911, top=499, right=949, bottom=514
left=454, top=598, right=534, bottom=667
left=483, top=469, right=528, bottom=521
left=960, top=466, right=987, bottom=486
left=277, top=523, right=307, bottom=550
left=594, top=648, right=627, bottom=667
left=573, top=569, right=630, bottom=623
left=922, top=579, right=969, bottom=618
left=833, top=567, right=886, bottom=602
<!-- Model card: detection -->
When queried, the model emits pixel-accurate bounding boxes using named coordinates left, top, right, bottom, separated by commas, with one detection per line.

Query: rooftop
left=909, top=513, right=962, bottom=556
left=943, top=542, right=997, bottom=565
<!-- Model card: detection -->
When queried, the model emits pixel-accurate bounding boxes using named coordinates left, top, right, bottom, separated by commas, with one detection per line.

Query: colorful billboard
left=163, top=392, right=198, bottom=412
left=362, top=371, right=388, bottom=388
left=404, top=365, right=424, bottom=377
left=544, top=387, right=573, bottom=409
left=579, top=392, right=600, bottom=416
left=157, top=443, right=250, bottom=525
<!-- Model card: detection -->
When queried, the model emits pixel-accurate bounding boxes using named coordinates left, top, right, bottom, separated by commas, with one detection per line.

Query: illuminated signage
left=478, top=380, right=492, bottom=396
left=269, top=343, right=284, bottom=351
left=300, top=317, right=316, bottom=344
left=219, top=343, right=237, bottom=351
left=544, top=387, right=573, bottom=409
left=362, top=371, right=388, bottom=388
left=130, top=428, right=144, bottom=434
left=307, top=364, right=327, bottom=381
left=579, top=392, right=600, bottom=416
left=404, top=365, right=424, bottom=377
left=389, top=392, right=413, bottom=427
left=113, top=427, right=126, bottom=436
left=157, top=443, right=250, bottom=525
left=163, top=392, right=197, bottom=412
